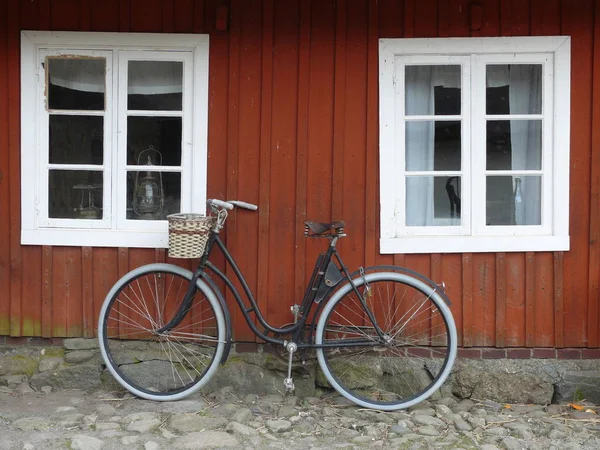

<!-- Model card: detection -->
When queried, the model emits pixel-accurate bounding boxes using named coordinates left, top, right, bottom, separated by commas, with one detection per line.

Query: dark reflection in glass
left=486, top=64, right=542, bottom=115
left=48, top=58, right=105, bottom=111
left=128, top=61, right=183, bottom=111
left=486, top=176, right=541, bottom=226
left=486, top=120, right=542, bottom=171
left=405, top=65, right=461, bottom=116
left=49, top=170, right=103, bottom=219
left=406, top=176, right=461, bottom=227
left=127, top=117, right=182, bottom=167
left=49, top=115, right=104, bottom=165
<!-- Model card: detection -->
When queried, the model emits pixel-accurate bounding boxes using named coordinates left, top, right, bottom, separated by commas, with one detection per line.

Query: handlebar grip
left=207, top=199, right=234, bottom=210
left=228, top=200, right=258, bottom=211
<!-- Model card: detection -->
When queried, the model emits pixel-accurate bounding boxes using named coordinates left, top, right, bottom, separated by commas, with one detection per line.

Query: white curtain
left=404, top=64, right=540, bottom=227
left=508, top=66, right=542, bottom=225
left=405, top=66, right=460, bottom=226
left=49, top=59, right=182, bottom=95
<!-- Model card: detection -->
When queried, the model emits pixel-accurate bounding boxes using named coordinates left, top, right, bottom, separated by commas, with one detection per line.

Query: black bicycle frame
left=161, top=231, right=385, bottom=350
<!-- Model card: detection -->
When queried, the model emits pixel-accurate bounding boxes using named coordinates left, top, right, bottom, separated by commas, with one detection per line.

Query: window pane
left=406, top=176, right=462, bottom=227
left=127, top=171, right=181, bottom=221
left=127, top=117, right=182, bottom=166
left=49, top=170, right=103, bottom=219
left=486, top=176, right=541, bottom=226
left=486, top=120, right=542, bottom=171
left=406, top=121, right=461, bottom=171
left=128, top=61, right=183, bottom=111
left=487, top=64, right=542, bottom=115
left=405, top=65, right=461, bottom=116
left=48, top=58, right=105, bottom=111
left=49, top=115, right=104, bottom=165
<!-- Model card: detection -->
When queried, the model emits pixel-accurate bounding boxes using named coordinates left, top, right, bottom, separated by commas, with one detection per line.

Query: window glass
left=486, top=176, right=541, bottom=226
left=49, top=170, right=103, bottom=219
left=128, top=61, right=183, bottom=111
left=47, top=58, right=105, bottom=110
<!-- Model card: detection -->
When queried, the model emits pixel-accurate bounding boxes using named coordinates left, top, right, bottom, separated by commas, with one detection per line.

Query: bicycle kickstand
left=283, top=341, right=297, bottom=393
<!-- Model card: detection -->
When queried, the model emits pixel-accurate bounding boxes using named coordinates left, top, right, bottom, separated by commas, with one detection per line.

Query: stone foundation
left=1, top=338, right=600, bottom=405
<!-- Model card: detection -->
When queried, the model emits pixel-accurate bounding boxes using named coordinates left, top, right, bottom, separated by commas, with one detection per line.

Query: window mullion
left=471, top=54, right=487, bottom=236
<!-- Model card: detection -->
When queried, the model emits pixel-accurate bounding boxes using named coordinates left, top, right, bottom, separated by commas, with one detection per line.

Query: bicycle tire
left=98, top=263, right=225, bottom=401
left=315, top=271, right=457, bottom=411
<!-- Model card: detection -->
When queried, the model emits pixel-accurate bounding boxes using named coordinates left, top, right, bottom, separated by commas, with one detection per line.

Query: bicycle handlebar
left=228, top=200, right=258, bottom=211
left=207, top=199, right=258, bottom=211
left=207, top=199, right=234, bottom=210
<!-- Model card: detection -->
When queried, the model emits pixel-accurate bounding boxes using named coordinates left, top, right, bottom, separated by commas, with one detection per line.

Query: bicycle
left=98, top=199, right=457, bottom=411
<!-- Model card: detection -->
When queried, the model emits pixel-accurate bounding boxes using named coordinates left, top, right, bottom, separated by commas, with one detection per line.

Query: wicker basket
left=167, top=213, right=216, bottom=259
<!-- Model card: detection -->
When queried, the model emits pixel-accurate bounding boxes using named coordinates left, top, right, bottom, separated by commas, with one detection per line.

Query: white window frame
left=21, top=31, right=210, bottom=248
left=379, top=36, right=571, bottom=254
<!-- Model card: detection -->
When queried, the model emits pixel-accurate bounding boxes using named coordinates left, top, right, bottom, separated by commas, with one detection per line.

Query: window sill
left=380, top=235, right=570, bottom=254
left=22, top=228, right=169, bottom=248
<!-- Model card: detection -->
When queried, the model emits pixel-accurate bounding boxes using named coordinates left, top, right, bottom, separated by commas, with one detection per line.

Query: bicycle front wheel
left=315, top=271, right=457, bottom=411
left=98, top=263, right=225, bottom=401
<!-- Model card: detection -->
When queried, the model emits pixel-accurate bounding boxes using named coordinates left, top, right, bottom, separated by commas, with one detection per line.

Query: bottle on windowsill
left=514, top=177, right=524, bottom=225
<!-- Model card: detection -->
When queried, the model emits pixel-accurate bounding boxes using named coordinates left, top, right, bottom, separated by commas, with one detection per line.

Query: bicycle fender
left=199, top=272, right=233, bottom=364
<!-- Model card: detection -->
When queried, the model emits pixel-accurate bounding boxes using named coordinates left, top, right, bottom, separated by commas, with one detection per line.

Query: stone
left=452, top=365, right=553, bottom=405
left=127, top=419, right=161, bottom=433
left=15, top=382, right=35, bottom=394
left=417, top=425, right=440, bottom=436
left=38, top=357, right=62, bottom=373
left=12, top=417, right=52, bottom=431
left=231, top=407, right=253, bottom=424
left=145, top=441, right=160, bottom=450
left=389, top=424, right=412, bottom=436
left=554, top=371, right=600, bottom=404
left=225, top=421, right=259, bottom=436
left=64, top=350, right=98, bottom=364
left=412, top=415, right=447, bottom=428
left=0, top=353, right=38, bottom=377
left=500, top=436, right=524, bottom=450
left=173, top=431, right=239, bottom=449
left=30, top=362, right=102, bottom=391
left=63, top=338, right=99, bottom=351
left=121, top=436, right=139, bottom=445
left=278, top=405, right=297, bottom=418
left=70, top=434, right=104, bottom=450
left=266, top=419, right=292, bottom=433
left=169, top=414, right=228, bottom=433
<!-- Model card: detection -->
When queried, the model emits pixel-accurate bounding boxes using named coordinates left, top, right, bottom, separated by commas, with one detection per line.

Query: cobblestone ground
left=1, top=384, right=600, bottom=449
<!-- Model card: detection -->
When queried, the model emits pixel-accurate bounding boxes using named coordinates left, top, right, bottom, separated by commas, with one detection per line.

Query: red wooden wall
left=0, top=0, right=597, bottom=348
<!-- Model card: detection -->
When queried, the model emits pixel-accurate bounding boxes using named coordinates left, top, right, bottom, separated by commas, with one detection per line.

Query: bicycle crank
left=283, top=341, right=297, bottom=392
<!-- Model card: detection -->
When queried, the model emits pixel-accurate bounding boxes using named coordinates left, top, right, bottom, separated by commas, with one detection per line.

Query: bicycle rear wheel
left=98, top=263, right=225, bottom=401
left=315, top=271, right=457, bottom=411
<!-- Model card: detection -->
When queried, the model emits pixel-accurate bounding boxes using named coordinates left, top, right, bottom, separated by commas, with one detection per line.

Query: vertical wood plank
left=525, top=252, right=536, bottom=347
left=65, top=248, right=83, bottom=337
left=92, top=249, right=118, bottom=337
left=505, top=254, right=525, bottom=346
left=82, top=247, right=93, bottom=337
left=330, top=0, right=347, bottom=222
left=339, top=0, right=367, bottom=271
left=462, top=253, right=473, bottom=347
left=80, top=0, right=92, bottom=31
left=129, top=0, right=161, bottom=32
left=305, top=0, right=335, bottom=281
left=50, top=0, right=81, bottom=30
left=174, top=0, right=194, bottom=33
left=562, top=0, right=593, bottom=347
left=554, top=251, right=565, bottom=347
left=41, top=246, right=53, bottom=337
left=0, top=0, right=10, bottom=335
left=162, top=0, right=175, bottom=33
left=535, top=253, right=554, bottom=347
left=51, top=249, right=68, bottom=336
left=364, top=0, right=378, bottom=268
left=257, top=0, right=274, bottom=330
left=294, top=0, right=310, bottom=303
left=91, top=0, right=120, bottom=31
left=587, top=0, right=600, bottom=348
left=495, top=253, right=506, bottom=347
left=119, top=0, right=130, bottom=32
left=7, top=0, right=22, bottom=336
left=21, top=248, right=42, bottom=336
left=267, top=0, right=299, bottom=328
left=193, top=0, right=205, bottom=33
left=235, top=0, right=262, bottom=340
left=39, top=0, right=51, bottom=30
